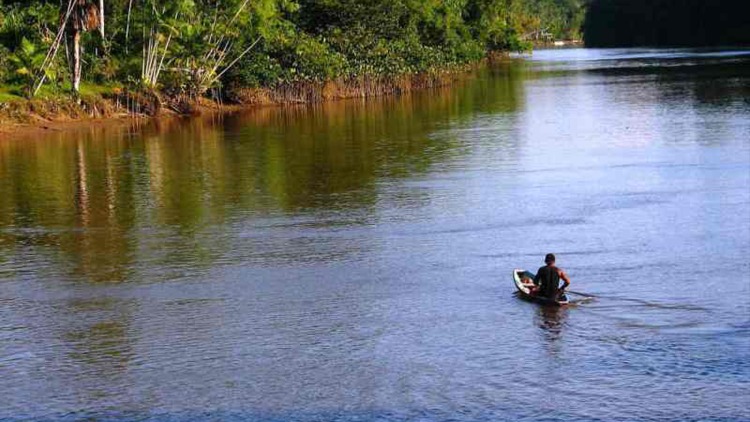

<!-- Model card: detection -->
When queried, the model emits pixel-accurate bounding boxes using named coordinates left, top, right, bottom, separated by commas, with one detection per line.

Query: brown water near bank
left=0, top=64, right=486, bottom=142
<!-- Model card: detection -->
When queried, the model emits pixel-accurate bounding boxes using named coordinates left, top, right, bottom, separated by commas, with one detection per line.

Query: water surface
left=1, top=48, right=749, bottom=421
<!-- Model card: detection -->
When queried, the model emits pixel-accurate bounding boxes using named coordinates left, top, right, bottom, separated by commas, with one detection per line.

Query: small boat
left=513, top=268, right=569, bottom=306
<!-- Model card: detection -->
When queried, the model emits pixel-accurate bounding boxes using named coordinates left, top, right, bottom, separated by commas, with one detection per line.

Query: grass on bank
left=0, top=86, right=23, bottom=103
left=0, top=83, right=120, bottom=104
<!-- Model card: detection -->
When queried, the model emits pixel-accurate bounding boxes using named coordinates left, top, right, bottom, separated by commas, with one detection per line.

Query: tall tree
left=67, top=0, right=102, bottom=92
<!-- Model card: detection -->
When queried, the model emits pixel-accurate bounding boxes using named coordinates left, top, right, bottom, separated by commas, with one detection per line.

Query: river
left=1, top=48, right=749, bottom=421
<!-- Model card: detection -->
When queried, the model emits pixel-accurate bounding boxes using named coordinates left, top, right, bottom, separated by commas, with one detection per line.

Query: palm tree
left=31, top=0, right=104, bottom=96
left=67, top=0, right=103, bottom=92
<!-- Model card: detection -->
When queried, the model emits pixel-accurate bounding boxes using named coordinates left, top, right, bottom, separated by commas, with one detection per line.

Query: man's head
left=544, top=253, right=556, bottom=265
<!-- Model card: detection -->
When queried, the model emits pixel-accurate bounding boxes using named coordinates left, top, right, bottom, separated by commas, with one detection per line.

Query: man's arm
left=558, top=269, right=571, bottom=289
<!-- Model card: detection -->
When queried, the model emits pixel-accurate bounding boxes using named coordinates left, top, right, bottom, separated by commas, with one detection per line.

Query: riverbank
left=0, top=91, right=231, bottom=140
left=0, top=62, right=484, bottom=141
left=531, top=39, right=583, bottom=48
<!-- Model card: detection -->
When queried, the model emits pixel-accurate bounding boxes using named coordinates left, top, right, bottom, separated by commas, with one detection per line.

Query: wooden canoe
left=513, top=268, right=569, bottom=306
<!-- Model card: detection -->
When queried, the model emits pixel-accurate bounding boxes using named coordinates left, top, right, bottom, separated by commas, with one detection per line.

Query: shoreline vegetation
left=0, top=0, right=585, bottom=138
left=0, top=60, right=492, bottom=138
left=0, top=60, right=484, bottom=118
left=2, top=0, right=747, bottom=140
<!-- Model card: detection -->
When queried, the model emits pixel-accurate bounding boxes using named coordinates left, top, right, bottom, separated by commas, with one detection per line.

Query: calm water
left=1, top=48, right=749, bottom=421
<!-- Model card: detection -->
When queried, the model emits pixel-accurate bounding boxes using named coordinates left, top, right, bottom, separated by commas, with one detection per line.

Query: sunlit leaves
left=0, top=0, right=584, bottom=97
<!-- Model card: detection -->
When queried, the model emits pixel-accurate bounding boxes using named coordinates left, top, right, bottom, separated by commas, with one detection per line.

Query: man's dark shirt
left=534, top=265, right=560, bottom=298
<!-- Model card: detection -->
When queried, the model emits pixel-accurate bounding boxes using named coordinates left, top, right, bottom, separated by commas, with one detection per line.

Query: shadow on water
left=533, top=305, right=569, bottom=359
left=537, top=305, right=568, bottom=339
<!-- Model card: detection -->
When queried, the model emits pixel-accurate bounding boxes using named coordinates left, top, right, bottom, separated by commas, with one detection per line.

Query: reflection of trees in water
left=0, top=127, right=139, bottom=283
left=0, top=67, right=524, bottom=283
left=583, top=58, right=750, bottom=107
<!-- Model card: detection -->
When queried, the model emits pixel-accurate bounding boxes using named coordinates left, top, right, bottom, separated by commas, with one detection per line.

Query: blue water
left=1, top=48, right=749, bottom=421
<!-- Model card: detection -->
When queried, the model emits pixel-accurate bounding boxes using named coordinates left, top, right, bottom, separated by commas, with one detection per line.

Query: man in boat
left=533, top=253, right=570, bottom=300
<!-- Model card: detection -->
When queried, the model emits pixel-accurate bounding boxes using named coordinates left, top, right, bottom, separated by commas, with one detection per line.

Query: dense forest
left=0, top=0, right=583, bottom=102
left=584, top=0, right=750, bottom=47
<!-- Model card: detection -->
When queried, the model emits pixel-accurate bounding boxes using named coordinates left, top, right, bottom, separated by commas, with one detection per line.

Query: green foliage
left=8, top=37, right=50, bottom=97
left=0, top=0, right=585, bottom=97
left=517, top=0, right=584, bottom=40
left=1, top=2, right=67, bottom=96
left=0, top=2, right=59, bottom=48
left=275, top=33, right=347, bottom=82
left=0, top=44, right=9, bottom=82
left=226, top=50, right=284, bottom=88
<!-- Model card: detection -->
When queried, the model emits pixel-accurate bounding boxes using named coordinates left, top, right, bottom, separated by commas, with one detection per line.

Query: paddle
left=564, top=289, right=596, bottom=298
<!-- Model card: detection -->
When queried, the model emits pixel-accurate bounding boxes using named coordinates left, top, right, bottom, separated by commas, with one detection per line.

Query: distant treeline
left=583, top=0, right=750, bottom=47
left=0, top=0, right=583, bottom=100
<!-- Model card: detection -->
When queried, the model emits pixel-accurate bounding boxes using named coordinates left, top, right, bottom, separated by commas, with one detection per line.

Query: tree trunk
left=72, top=30, right=81, bottom=92
left=98, top=0, right=104, bottom=37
